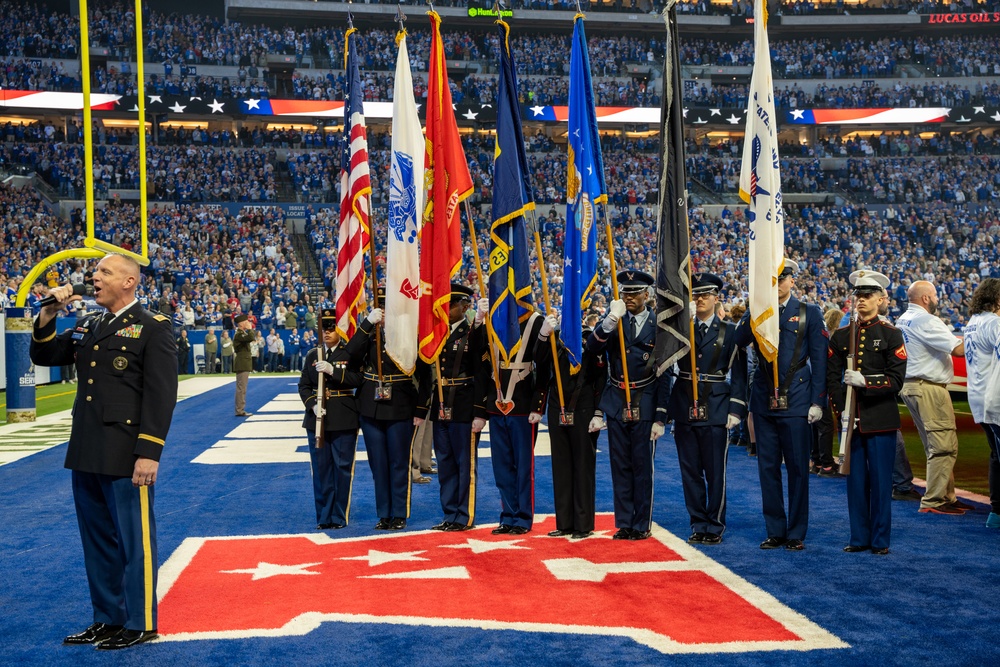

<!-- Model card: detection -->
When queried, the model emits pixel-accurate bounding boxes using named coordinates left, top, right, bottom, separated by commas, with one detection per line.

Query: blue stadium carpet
left=1, top=377, right=997, bottom=666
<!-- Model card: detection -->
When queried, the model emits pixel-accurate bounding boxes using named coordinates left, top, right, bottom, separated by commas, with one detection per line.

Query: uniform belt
left=364, top=372, right=410, bottom=383
left=324, top=389, right=354, bottom=398
left=439, top=377, right=473, bottom=387
left=907, top=378, right=948, bottom=388
left=676, top=371, right=727, bottom=383
left=612, top=374, right=656, bottom=390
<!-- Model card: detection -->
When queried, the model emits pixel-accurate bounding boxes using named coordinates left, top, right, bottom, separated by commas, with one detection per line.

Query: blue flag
left=488, top=19, right=535, bottom=365
left=562, top=15, right=605, bottom=374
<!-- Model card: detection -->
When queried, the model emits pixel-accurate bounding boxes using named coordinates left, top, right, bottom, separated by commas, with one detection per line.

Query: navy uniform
left=481, top=307, right=546, bottom=535
left=734, top=259, right=828, bottom=550
left=668, top=273, right=748, bottom=544
left=30, top=300, right=177, bottom=644
left=587, top=270, right=671, bottom=540
left=532, top=321, right=608, bottom=538
left=346, top=288, right=431, bottom=530
left=423, top=284, right=488, bottom=531
left=298, top=309, right=363, bottom=530
left=827, top=271, right=906, bottom=555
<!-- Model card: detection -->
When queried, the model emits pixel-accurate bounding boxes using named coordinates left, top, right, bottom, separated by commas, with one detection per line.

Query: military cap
left=450, top=283, right=474, bottom=302
left=778, top=259, right=799, bottom=277
left=617, top=270, right=654, bottom=293
left=691, top=272, right=724, bottom=295
left=320, top=308, right=337, bottom=325
left=234, top=314, right=249, bottom=324
left=375, top=285, right=386, bottom=307
left=849, top=270, right=890, bottom=295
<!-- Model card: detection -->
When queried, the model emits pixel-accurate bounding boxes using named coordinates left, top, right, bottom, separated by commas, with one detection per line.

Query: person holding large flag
left=733, top=0, right=827, bottom=552
left=483, top=17, right=545, bottom=537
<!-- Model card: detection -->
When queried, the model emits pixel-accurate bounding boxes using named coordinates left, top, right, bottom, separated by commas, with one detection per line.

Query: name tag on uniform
left=71, top=327, right=88, bottom=341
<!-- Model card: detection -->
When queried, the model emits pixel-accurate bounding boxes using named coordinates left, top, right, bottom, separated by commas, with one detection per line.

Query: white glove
left=472, top=417, right=487, bottom=433
left=601, top=299, right=627, bottom=332
left=539, top=314, right=558, bottom=338
left=726, top=414, right=741, bottom=430
left=314, top=360, right=334, bottom=376
left=313, top=404, right=325, bottom=417
left=474, top=297, right=489, bottom=325
left=588, top=415, right=605, bottom=433
left=843, top=369, right=866, bottom=388
left=528, top=412, right=542, bottom=425
left=367, top=308, right=383, bottom=325
left=650, top=421, right=665, bottom=441
left=689, top=301, right=697, bottom=318
left=413, top=416, right=425, bottom=427
left=807, top=405, right=824, bottom=424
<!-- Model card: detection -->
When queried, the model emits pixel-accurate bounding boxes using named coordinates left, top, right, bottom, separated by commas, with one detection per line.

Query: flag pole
left=529, top=209, right=567, bottom=416
left=464, top=199, right=508, bottom=412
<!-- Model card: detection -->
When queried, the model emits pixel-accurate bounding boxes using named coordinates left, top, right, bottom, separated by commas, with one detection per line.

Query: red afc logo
left=157, top=515, right=847, bottom=654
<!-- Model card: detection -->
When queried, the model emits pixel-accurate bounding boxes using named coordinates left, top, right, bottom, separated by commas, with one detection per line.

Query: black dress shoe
left=317, top=523, right=334, bottom=530
left=630, top=530, right=652, bottom=540
left=447, top=523, right=475, bottom=532
left=784, top=539, right=805, bottom=551
left=374, top=518, right=391, bottom=530
left=687, top=532, right=705, bottom=544
left=871, top=547, right=890, bottom=555
left=571, top=531, right=593, bottom=539
left=760, top=536, right=787, bottom=549
left=843, top=545, right=870, bottom=553
left=548, top=529, right=573, bottom=537
left=700, top=534, right=722, bottom=545
left=388, top=517, right=407, bottom=530
left=95, top=629, right=158, bottom=650
left=508, top=526, right=529, bottom=535
left=431, top=521, right=452, bottom=531
left=329, top=523, right=345, bottom=530
left=491, top=524, right=513, bottom=535
left=612, top=528, right=633, bottom=540
left=63, top=623, right=123, bottom=645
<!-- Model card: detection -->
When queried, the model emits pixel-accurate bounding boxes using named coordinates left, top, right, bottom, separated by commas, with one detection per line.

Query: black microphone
left=38, top=283, right=94, bottom=307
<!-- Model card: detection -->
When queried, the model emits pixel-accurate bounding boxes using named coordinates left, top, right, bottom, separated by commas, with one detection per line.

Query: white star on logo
left=710, top=108, right=721, bottom=116
left=565, top=258, right=573, bottom=269
left=462, top=109, right=479, bottom=120
left=693, top=117, right=707, bottom=125
left=221, top=561, right=322, bottom=581
left=148, top=95, right=162, bottom=104
left=956, top=115, right=971, bottom=123
left=189, top=96, right=202, bottom=102
left=726, top=114, right=741, bottom=124
left=992, top=111, right=1000, bottom=122
left=439, top=538, right=531, bottom=554
left=530, top=105, right=545, bottom=116
left=245, top=98, right=261, bottom=110
left=973, top=106, right=985, bottom=114
left=791, top=109, right=806, bottom=120
left=339, top=549, right=429, bottom=566
left=682, top=108, right=688, bottom=118
left=129, top=104, right=139, bottom=112
left=208, top=99, right=225, bottom=113
left=168, top=102, right=187, bottom=113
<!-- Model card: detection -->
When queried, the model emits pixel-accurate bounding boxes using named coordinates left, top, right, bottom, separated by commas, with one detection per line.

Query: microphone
left=38, top=283, right=94, bottom=307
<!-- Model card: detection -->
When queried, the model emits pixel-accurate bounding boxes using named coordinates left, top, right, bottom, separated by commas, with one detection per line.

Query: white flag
left=739, top=0, right=784, bottom=364
left=384, top=33, right=424, bottom=374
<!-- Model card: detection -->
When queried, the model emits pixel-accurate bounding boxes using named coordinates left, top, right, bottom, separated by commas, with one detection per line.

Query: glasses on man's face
left=621, top=291, right=645, bottom=300
left=693, top=293, right=715, bottom=301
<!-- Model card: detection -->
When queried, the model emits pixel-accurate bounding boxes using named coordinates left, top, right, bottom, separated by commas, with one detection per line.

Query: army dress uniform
left=346, top=298, right=431, bottom=530
left=298, top=323, right=363, bottom=529
left=587, top=270, right=672, bottom=538
left=30, top=302, right=178, bottom=636
left=481, top=311, right=546, bottom=534
left=532, top=324, right=608, bottom=537
left=668, top=274, right=748, bottom=543
left=827, top=271, right=907, bottom=553
left=734, top=259, right=828, bottom=548
left=423, top=285, right=488, bottom=531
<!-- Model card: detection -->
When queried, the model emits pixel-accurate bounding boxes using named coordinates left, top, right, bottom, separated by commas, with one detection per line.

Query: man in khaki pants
left=896, top=281, right=970, bottom=515
left=232, top=314, right=255, bottom=417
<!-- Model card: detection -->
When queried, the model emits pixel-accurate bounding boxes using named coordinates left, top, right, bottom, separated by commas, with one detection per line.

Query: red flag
left=418, top=10, right=473, bottom=363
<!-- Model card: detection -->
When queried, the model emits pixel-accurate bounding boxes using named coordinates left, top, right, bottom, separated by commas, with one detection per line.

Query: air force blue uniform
left=735, top=291, right=828, bottom=543
left=588, top=295, right=671, bottom=535
left=669, top=310, right=748, bottom=539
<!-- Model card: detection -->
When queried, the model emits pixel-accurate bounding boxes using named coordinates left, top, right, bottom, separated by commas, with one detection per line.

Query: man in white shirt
left=963, top=278, right=1000, bottom=528
left=896, top=280, right=969, bottom=515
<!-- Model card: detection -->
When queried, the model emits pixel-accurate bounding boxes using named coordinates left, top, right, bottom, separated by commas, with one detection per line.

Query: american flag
left=335, top=25, right=372, bottom=339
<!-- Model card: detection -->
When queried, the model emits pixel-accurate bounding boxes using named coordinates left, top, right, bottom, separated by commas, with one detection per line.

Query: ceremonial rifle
left=838, top=312, right=858, bottom=475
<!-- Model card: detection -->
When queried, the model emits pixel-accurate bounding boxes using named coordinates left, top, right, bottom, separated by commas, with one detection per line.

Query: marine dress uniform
left=346, top=293, right=431, bottom=530
left=424, top=285, right=488, bottom=531
left=298, top=309, right=363, bottom=530
left=481, top=308, right=546, bottom=535
left=587, top=270, right=671, bottom=540
left=668, top=273, right=747, bottom=544
left=532, top=322, right=608, bottom=538
left=828, top=271, right=906, bottom=555
left=30, top=302, right=178, bottom=639
left=734, top=259, right=828, bottom=550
